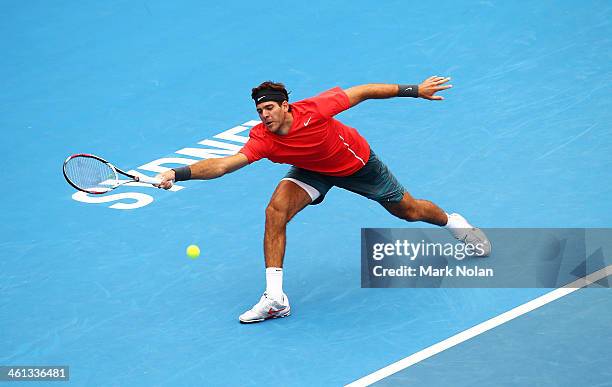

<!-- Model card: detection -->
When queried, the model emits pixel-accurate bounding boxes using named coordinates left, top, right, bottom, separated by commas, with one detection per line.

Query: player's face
left=256, top=101, right=289, bottom=134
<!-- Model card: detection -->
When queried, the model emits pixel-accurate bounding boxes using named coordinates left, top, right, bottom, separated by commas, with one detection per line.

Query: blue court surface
left=2, top=1, right=611, bottom=386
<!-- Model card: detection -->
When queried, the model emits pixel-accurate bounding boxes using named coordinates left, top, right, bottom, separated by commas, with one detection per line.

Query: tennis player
left=157, top=77, right=491, bottom=323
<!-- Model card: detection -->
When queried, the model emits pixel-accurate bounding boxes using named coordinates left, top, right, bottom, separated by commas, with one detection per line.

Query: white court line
left=346, top=265, right=612, bottom=387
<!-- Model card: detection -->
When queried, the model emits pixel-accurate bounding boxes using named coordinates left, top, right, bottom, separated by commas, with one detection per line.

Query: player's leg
left=240, top=171, right=331, bottom=324
left=382, top=193, right=491, bottom=256
left=380, top=189, right=491, bottom=257
left=264, top=180, right=313, bottom=268
left=240, top=180, right=311, bottom=324
left=380, top=191, right=447, bottom=226
left=334, top=149, right=491, bottom=256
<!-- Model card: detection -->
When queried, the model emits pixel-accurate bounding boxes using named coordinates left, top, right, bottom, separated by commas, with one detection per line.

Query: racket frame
left=63, top=153, right=160, bottom=194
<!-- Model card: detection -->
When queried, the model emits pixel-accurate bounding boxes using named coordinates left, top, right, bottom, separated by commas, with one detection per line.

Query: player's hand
left=419, top=76, right=452, bottom=100
left=156, top=170, right=175, bottom=190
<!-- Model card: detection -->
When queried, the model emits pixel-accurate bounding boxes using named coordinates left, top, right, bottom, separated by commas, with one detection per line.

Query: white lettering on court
left=69, top=121, right=259, bottom=210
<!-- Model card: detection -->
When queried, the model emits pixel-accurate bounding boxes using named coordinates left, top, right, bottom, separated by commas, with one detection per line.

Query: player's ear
left=281, top=100, right=289, bottom=112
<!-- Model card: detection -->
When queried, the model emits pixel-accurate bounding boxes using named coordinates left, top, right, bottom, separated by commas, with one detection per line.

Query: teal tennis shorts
left=283, top=149, right=406, bottom=205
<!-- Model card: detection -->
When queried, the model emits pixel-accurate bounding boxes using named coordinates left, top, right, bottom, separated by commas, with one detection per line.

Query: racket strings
left=64, top=157, right=116, bottom=192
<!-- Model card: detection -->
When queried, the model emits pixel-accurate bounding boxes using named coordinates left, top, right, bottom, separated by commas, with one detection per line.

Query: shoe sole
left=239, top=311, right=291, bottom=324
left=471, top=228, right=492, bottom=256
left=454, top=228, right=492, bottom=257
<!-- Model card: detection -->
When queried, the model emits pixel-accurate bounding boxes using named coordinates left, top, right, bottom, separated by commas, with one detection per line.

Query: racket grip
left=138, top=175, right=162, bottom=185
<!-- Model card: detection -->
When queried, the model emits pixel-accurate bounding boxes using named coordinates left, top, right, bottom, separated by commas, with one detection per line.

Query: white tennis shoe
left=239, top=293, right=291, bottom=323
left=446, top=213, right=492, bottom=257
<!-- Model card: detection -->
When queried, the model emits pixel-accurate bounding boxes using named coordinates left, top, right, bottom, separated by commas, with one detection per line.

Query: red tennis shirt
left=239, top=87, right=371, bottom=177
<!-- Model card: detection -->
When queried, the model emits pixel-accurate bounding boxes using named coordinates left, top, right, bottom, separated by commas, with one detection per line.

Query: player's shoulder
left=291, top=87, right=349, bottom=120
left=295, top=87, right=346, bottom=103
left=290, top=100, right=322, bottom=125
left=293, top=87, right=348, bottom=111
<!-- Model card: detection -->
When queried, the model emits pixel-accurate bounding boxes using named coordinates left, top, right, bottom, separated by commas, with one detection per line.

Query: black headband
left=253, top=89, right=288, bottom=105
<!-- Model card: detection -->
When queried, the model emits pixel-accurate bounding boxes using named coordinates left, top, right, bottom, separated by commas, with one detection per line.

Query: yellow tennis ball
left=186, top=244, right=200, bottom=259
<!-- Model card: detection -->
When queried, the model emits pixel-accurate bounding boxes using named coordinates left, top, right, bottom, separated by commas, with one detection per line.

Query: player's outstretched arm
left=156, top=153, right=249, bottom=189
left=344, top=76, right=452, bottom=107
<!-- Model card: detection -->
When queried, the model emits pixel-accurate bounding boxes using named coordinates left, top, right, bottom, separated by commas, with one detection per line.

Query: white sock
left=265, top=267, right=283, bottom=301
left=444, top=212, right=471, bottom=229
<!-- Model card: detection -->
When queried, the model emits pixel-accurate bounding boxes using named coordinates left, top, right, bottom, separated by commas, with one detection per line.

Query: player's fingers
left=435, top=84, right=453, bottom=90
left=154, top=174, right=163, bottom=187
left=435, top=77, right=451, bottom=84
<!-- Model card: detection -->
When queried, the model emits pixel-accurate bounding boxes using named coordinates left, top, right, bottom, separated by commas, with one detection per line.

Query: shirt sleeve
left=307, top=87, right=351, bottom=119
left=239, top=127, right=269, bottom=163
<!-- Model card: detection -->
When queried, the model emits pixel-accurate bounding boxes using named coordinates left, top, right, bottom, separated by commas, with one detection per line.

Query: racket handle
left=138, top=175, right=162, bottom=185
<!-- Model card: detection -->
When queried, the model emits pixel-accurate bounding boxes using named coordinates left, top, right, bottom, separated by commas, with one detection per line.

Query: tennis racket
left=63, top=153, right=161, bottom=194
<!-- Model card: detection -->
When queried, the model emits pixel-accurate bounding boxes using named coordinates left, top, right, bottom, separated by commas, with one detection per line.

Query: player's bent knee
left=402, top=208, right=421, bottom=222
left=393, top=201, right=421, bottom=222
left=265, top=201, right=290, bottom=226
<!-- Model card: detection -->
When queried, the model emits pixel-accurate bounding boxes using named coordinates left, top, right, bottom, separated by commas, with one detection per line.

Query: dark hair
left=251, top=81, right=290, bottom=110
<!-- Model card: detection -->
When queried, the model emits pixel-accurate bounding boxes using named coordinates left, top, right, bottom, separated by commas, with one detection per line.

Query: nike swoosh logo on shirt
left=304, top=117, right=312, bottom=126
